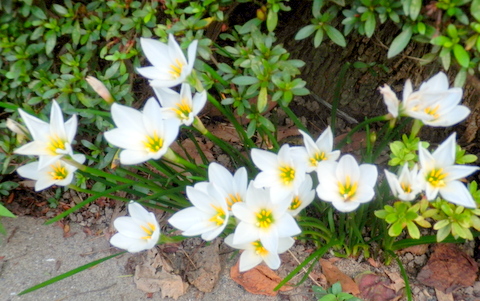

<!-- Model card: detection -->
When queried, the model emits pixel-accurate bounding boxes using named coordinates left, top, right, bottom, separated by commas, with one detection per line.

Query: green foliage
left=313, top=282, right=362, bottom=301
left=388, top=134, right=428, bottom=167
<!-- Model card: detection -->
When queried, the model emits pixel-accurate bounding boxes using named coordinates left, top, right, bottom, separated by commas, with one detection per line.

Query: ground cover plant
left=1, top=0, right=480, bottom=299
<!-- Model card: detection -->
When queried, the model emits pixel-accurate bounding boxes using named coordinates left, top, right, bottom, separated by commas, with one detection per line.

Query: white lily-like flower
left=384, top=164, right=423, bottom=201
left=153, top=84, right=207, bottom=126
left=316, top=154, right=378, bottom=212
left=14, top=100, right=77, bottom=169
left=294, top=127, right=341, bottom=173
left=16, top=154, right=85, bottom=191
left=379, top=72, right=470, bottom=126
left=231, top=183, right=301, bottom=253
left=251, top=144, right=306, bottom=203
left=137, top=34, right=198, bottom=88
left=287, top=175, right=316, bottom=216
left=168, top=184, right=229, bottom=241
left=110, top=201, right=160, bottom=253
left=103, top=98, right=180, bottom=165
left=225, top=234, right=294, bottom=272
left=418, top=133, right=478, bottom=208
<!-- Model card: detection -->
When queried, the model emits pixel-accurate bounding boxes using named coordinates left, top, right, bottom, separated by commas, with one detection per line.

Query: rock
left=473, top=281, right=480, bottom=296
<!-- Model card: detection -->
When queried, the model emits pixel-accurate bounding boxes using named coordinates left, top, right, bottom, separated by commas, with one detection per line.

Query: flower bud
left=86, top=76, right=114, bottom=104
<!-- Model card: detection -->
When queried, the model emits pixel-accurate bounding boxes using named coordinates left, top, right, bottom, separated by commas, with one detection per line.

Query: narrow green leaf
left=472, top=0, right=480, bottom=22
left=257, top=86, right=268, bottom=113
left=388, top=26, right=413, bottom=58
left=324, top=25, right=346, bottom=47
left=295, top=25, right=316, bottom=40
left=314, top=28, right=324, bottom=47
left=0, top=204, right=15, bottom=218
left=231, top=76, right=259, bottom=86
left=45, top=30, right=57, bottom=55
left=19, top=252, right=125, bottom=295
left=53, top=4, right=68, bottom=16
left=454, top=68, right=467, bottom=87
left=409, top=0, right=422, bottom=20
left=453, top=44, right=470, bottom=68
left=266, top=9, right=278, bottom=32
left=364, top=12, right=376, bottom=37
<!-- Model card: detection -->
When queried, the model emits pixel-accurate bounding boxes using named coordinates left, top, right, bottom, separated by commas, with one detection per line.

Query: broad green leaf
left=257, top=86, right=268, bottom=113
left=295, top=25, right=316, bottom=40
left=439, top=47, right=451, bottom=70
left=406, top=221, right=420, bottom=239
left=453, top=44, right=470, bottom=68
left=53, top=4, right=68, bottom=16
left=45, top=30, right=57, bottom=55
left=266, top=9, right=278, bottom=32
left=324, top=25, right=346, bottom=47
left=314, top=28, right=324, bottom=47
left=454, top=68, right=467, bottom=87
left=231, top=76, right=259, bottom=85
left=409, top=0, right=421, bottom=20
left=388, top=26, right=413, bottom=58
left=389, top=221, right=404, bottom=237
left=472, top=0, right=480, bottom=22
left=0, top=204, right=15, bottom=218
left=364, top=12, right=376, bottom=37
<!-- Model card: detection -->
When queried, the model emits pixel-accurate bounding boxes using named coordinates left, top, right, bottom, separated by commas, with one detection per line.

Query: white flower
left=137, top=34, right=198, bottom=88
left=205, top=162, right=247, bottom=211
left=379, top=72, right=470, bottom=126
left=316, top=154, right=378, bottom=212
left=225, top=234, right=294, bottom=272
left=231, top=183, right=301, bottom=253
left=293, top=127, right=341, bottom=173
left=103, top=98, right=180, bottom=165
left=418, top=133, right=478, bottom=208
left=287, top=175, right=316, bottom=216
left=168, top=184, right=229, bottom=241
left=252, top=144, right=306, bottom=203
left=16, top=154, right=85, bottom=191
left=14, top=100, right=77, bottom=169
left=153, top=83, right=207, bottom=126
left=110, top=201, right=160, bottom=253
left=384, top=164, right=423, bottom=201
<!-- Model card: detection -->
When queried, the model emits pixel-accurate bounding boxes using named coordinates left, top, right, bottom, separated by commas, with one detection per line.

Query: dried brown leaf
left=319, top=258, right=360, bottom=296
left=186, top=239, right=221, bottom=293
left=417, top=244, right=478, bottom=294
left=434, top=288, right=454, bottom=301
left=207, top=124, right=240, bottom=143
left=134, top=264, right=188, bottom=299
left=397, top=244, right=429, bottom=256
left=230, top=260, right=293, bottom=296
left=355, top=272, right=402, bottom=301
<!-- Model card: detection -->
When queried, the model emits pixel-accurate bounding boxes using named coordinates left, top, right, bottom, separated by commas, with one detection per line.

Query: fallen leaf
left=230, top=260, right=293, bottom=296
left=319, top=258, right=360, bottom=296
left=385, top=271, right=405, bottom=293
left=170, top=138, right=214, bottom=165
left=397, top=244, right=429, bottom=256
left=335, top=131, right=367, bottom=153
left=134, top=264, right=188, bottom=300
left=417, top=244, right=478, bottom=293
left=435, top=288, right=454, bottom=301
left=207, top=124, right=240, bottom=143
left=186, top=239, right=222, bottom=293
left=367, top=258, right=380, bottom=268
left=355, top=272, right=402, bottom=301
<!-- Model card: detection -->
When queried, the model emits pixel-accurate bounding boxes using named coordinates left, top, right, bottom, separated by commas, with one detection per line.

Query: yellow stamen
left=49, top=162, right=68, bottom=180
left=401, top=182, right=412, bottom=193
left=171, top=98, right=192, bottom=121
left=140, top=222, right=156, bottom=240
left=168, top=58, right=184, bottom=79
left=309, top=152, right=326, bottom=167
left=289, top=196, right=301, bottom=210
left=279, top=165, right=295, bottom=185
left=209, top=204, right=226, bottom=226
left=424, top=105, right=440, bottom=119
left=255, top=209, right=274, bottom=229
left=426, top=168, right=448, bottom=187
left=226, top=193, right=242, bottom=210
left=251, top=240, right=269, bottom=256
left=143, top=132, right=164, bottom=153
left=337, top=176, right=358, bottom=202
left=47, top=134, right=67, bottom=155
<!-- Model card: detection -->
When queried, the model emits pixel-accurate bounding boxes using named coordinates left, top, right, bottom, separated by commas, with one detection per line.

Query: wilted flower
left=168, top=184, right=229, bottom=241
left=316, top=154, right=378, bottom=212
left=418, top=133, right=478, bottom=208
left=293, top=127, right=340, bottom=173
left=86, top=76, right=114, bottom=104
left=14, top=100, right=77, bottom=169
left=103, top=98, right=180, bottom=165
left=153, top=83, right=207, bottom=126
left=110, top=201, right=160, bottom=253
left=137, top=34, right=198, bottom=88
left=225, top=234, right=294, bottom=272
left=231, top=183, right=301, bottom=253
left=385, top=164, right=423, bottom=201
left=16, top=154, right=85, bottom=191
left=251, top=144, right=306, bottom=203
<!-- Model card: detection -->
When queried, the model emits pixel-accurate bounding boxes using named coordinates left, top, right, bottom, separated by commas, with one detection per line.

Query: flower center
left=338, top=176, right=358, bottom=202
left=255, top=209, right=274, bottom=229
left=289, top=195, right=301, bottom=210
left=279, top=165, right=295, bottom=185
left=226, top=193, right=242, bottom=211
left=309, top=151, right=326, bottom=167
left=47, top=134, right=67, bottom=155
left=143, top=132, right=164, bottom=153
left=401, top=182, right=412, bottom=193
left=140, top=222, right=156, bottom=240
left=251, top=240, right=269, bottom=256
left=209, top=204, right=226, bottom=226
left=49, top=162, right=68, bottom=180
left=424, top=105, right=440, bottom=119
left=172, top=98, right=192, bottom=121
left=169, top=58, right=184, bottom=79
left=426, top=168, right=448, bottom=187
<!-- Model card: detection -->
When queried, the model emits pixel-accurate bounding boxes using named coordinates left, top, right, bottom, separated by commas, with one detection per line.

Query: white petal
left=359, top=164, right=378, bottom=188
left=277, top=237, right=295, bottom=253
left=233, top=222, right=259, bottom=245
left=263, top=252, right=281, bottom=270
left=432, top=133, right=456, bottom=166
left=16, top=162, right=40, bottom=180
left=251, top=149, right=278, bottom=171
left=119, top=149, right=152, bottom=165
left=337, top=155, right=360, bottom=183
left=231, top=202, right=255, bottom=223
left=239, top=250, right=263, bottom=272
left=440, top=180, right=476, bottom=208
left=332, top=200, right=360, bottom=212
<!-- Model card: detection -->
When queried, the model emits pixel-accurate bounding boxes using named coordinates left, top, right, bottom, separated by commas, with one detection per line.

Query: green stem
left=62, top=157, right=130, bottom=184
left=199, top=61, right=229, bottom=86
left=279, top=103, right=308, bottom=133
left=336, top=115, right=388, bottom=149
left=410, top=119, right=423, bottom=139
left=330, top=62, right=351, bottom=131
left=163, top=147, right=207, bottom=176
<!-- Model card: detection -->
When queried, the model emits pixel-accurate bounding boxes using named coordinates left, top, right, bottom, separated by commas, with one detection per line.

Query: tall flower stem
left=163, top=147, right=207, bottom=176
left=409, top=119, right=423, bottom=139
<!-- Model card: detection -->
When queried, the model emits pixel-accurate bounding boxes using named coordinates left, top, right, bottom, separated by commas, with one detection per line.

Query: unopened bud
left=257, top=6, right=267, bottom=21
left=7, top=118, right=28, bottom=143
left=86, top=76, right=114, bottom=104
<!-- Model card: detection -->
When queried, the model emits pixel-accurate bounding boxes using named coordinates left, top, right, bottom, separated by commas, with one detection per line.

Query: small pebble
left=414, top=254, right=427, bottom=266
left=404, top=253, right=414, bottom=261
left=473, top=281, right=480, bottom=296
